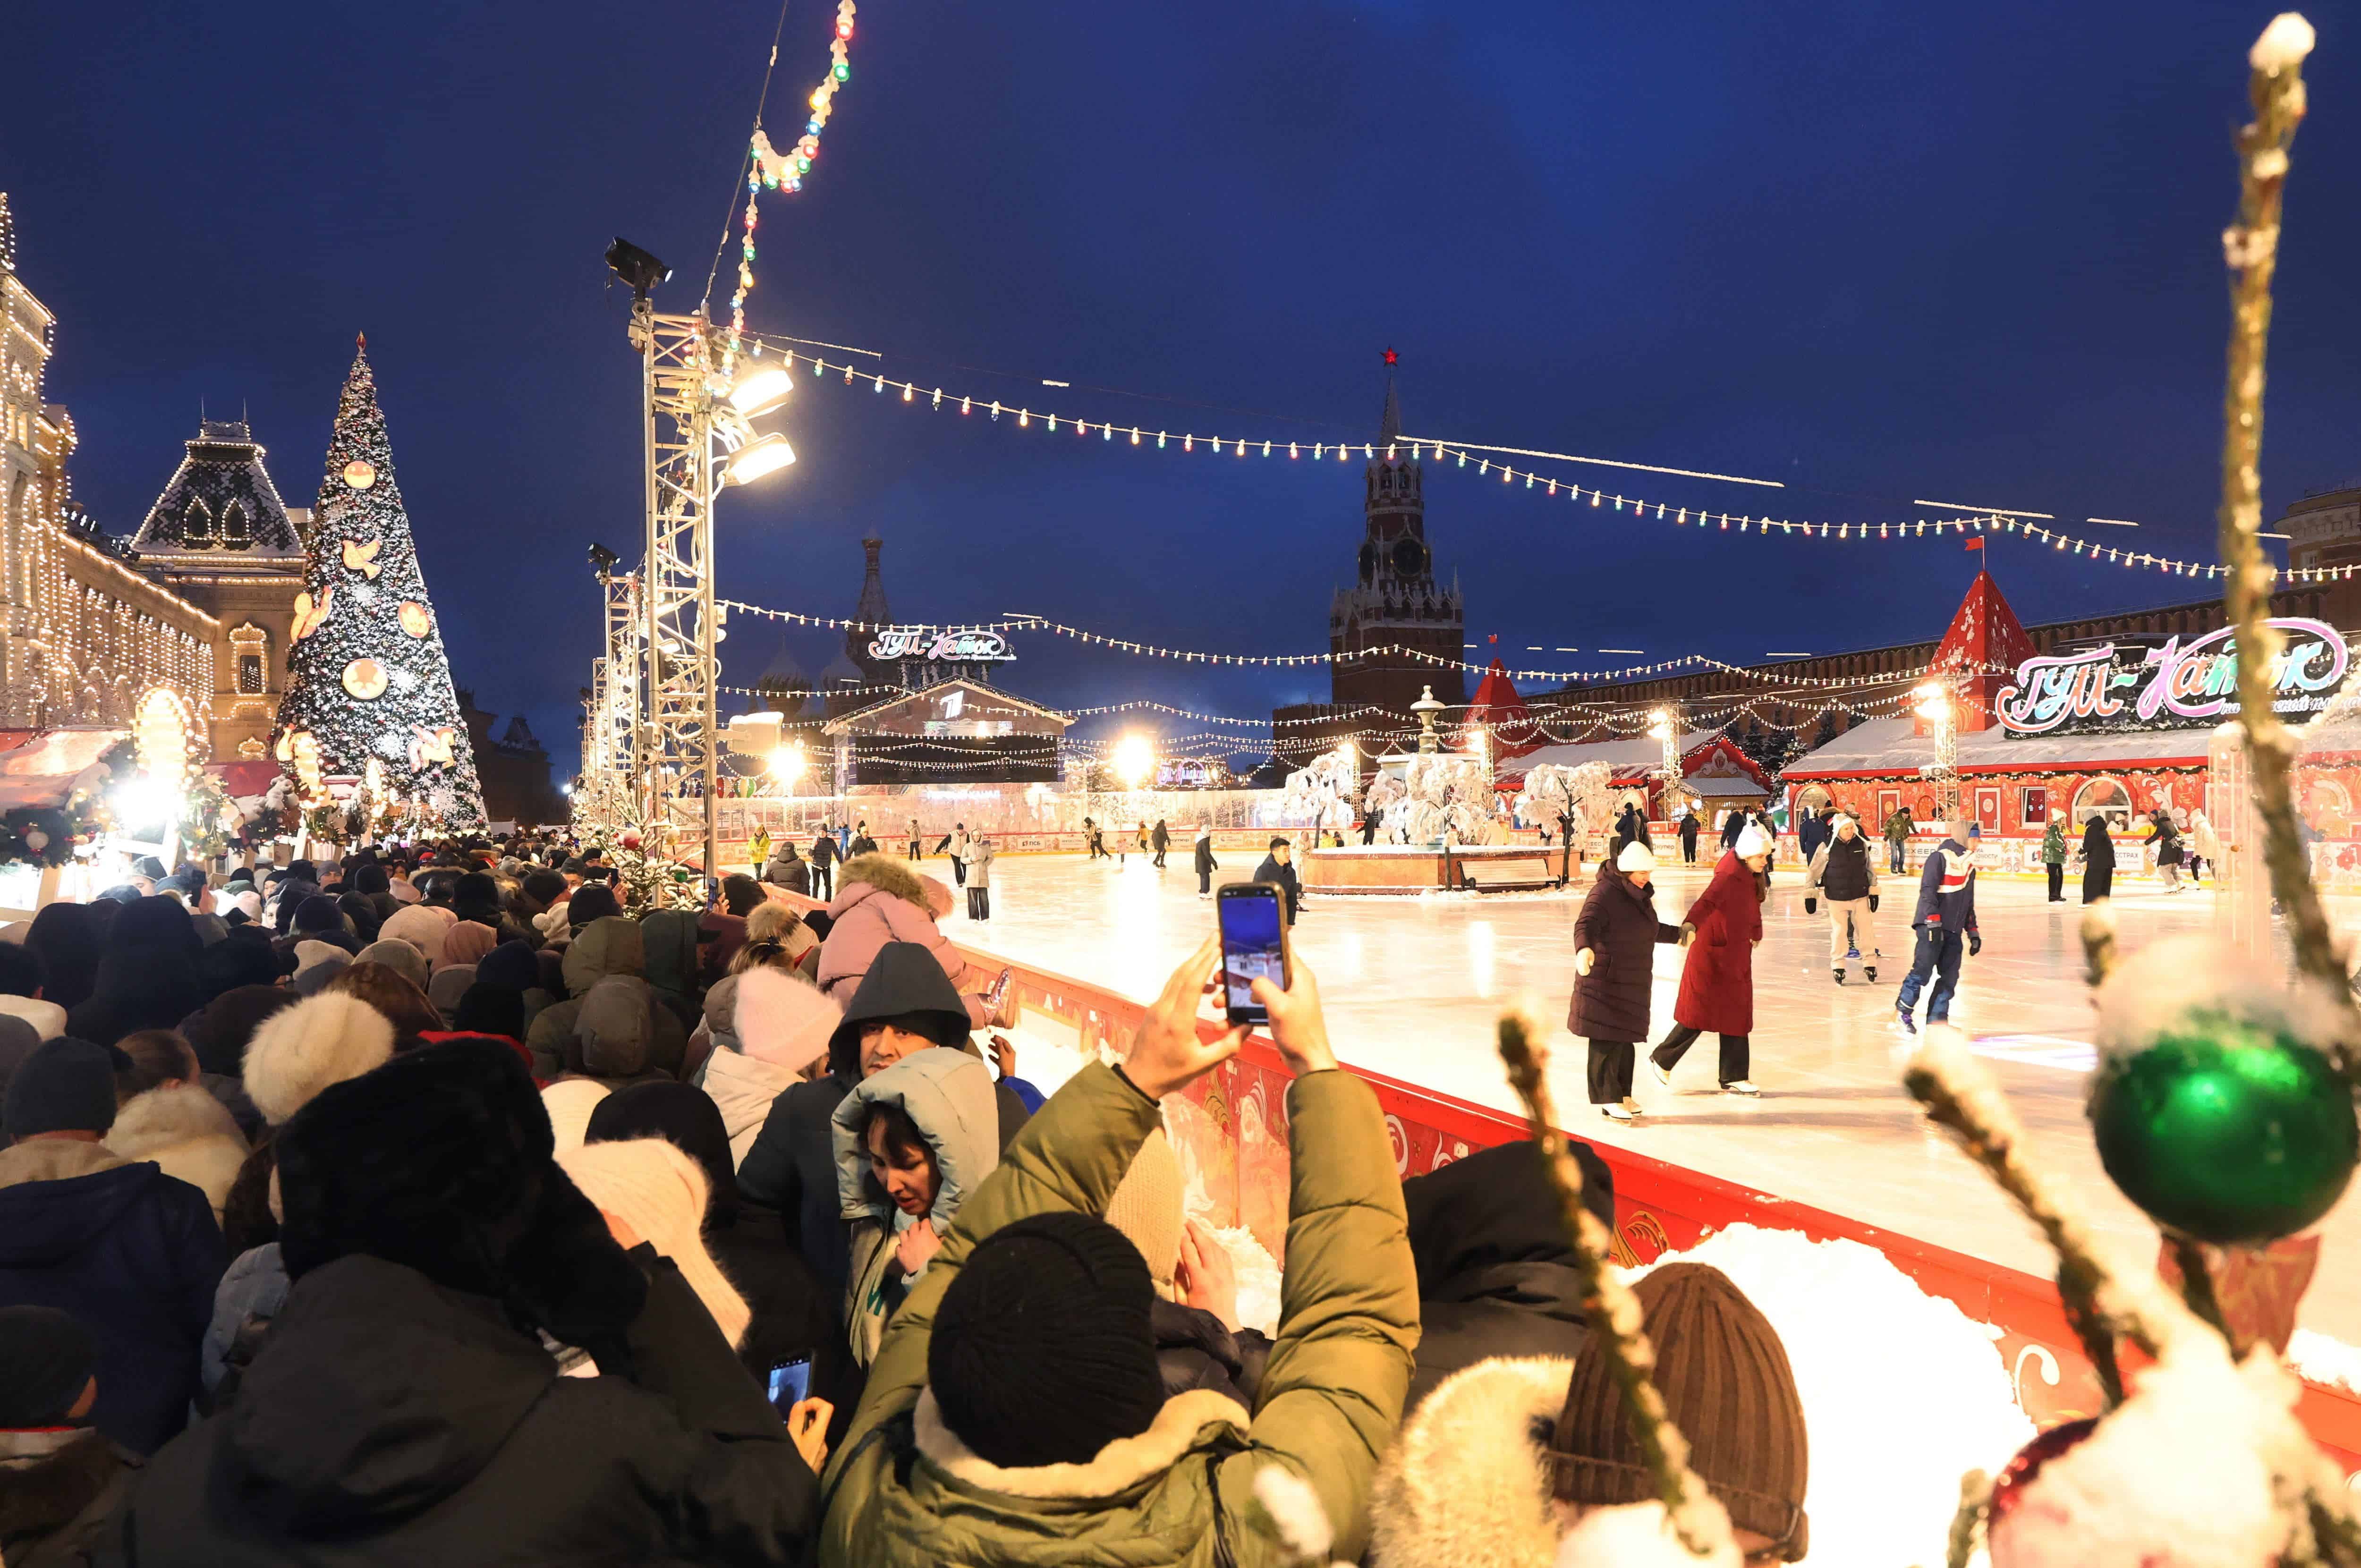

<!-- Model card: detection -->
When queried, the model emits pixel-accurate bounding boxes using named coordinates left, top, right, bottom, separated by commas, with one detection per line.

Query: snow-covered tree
left=1398, top=754, right=1492, bottom=845
left=1281, top=747, right=1359, bottom=834
left=1525, top=760, right=1616, bottom=880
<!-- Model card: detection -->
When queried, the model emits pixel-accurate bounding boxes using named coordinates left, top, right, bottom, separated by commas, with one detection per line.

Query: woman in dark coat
left=24, top=900, right=104, bottom=1012
left=2079, top=812, right=2117, bottom=903
left=1568, top=842, right=1683, bottom=1121
left=1650, top=827, right=1770, bottom=1095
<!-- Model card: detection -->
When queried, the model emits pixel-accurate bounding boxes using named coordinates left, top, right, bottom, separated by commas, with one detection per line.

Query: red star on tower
left=1382, top=347, right=1398, bottom=366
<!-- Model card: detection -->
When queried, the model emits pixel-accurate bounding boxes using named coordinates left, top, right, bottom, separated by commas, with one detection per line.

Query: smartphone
left=765, top=1355, right=812, bottom=1415
left=1217, top=882, right=1290, bottom=1028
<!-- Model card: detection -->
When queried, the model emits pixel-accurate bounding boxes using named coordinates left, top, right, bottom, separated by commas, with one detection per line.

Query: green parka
left=2041, top=820, right=2068, bottom=865
left=817, top=1059, right=1418, bottom=1567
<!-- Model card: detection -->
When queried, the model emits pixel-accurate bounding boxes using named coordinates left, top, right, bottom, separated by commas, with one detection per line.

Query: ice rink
left=935, top=845, right=2361, bottom=1342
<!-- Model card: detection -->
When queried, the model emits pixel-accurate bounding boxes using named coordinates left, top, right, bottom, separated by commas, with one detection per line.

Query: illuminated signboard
left=866, top=627, right=1014, bottom=663
left=1994, top=617, right=2351, bottom=736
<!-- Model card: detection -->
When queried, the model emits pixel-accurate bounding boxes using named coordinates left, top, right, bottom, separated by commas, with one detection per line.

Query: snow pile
left=1554, top=1501, right=1741, bottom=1568
left=1988, top=1335, right=2311, bottom=1568
left=2090, top=934, right=2343, bottom=1065
left=1628, top=1223, right=2033, bottom=1568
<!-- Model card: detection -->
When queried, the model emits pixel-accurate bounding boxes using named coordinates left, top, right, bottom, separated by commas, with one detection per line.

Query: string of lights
left=736, top=340, right=2335, bottom=584
left=723, top=0, right=860, bottom=363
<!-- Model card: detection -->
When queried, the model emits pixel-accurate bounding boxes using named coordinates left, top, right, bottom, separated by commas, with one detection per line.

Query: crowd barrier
left=767, top=884, right=2361, bottom=1468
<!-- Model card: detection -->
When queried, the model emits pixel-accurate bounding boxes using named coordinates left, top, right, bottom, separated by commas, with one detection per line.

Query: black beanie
left=2, top=1038, right=123, bottom=1140
left=930, top=1211, right=1164, bottom=1469
left=0, top=1305, right=96, bottom=1426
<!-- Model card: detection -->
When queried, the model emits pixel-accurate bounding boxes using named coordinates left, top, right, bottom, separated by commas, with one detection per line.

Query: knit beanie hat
left=291, top=944, right=351, bottom=996
left=1733, top=823, right=1774, bottom=860
left=1102, top=1129, right=1186, bottom=1299
left=243, top=992, right=397, bottom=1125
left=559, top=1138, right=749, bottom=1348
left=930, top=1210, right=1164, bottom=1469
left=541, top=1078, right=612, bottom=1151
left=1615, top=841, right=1657, bottom=873
left=522, top=870, right=568, bottom=907
left=379, top=902, right=456, bottom=956
left=568, top=885, right=623, bottom=929
left=355, top=938, right=430, bottom=992
left=1548, top=1262, right=1809, bottom=1560
left=734, top=966, right=842, bottom=1074
left=2, top=1037, right=121, bottom=1139
left=0, top=1305, right=96, bottom=1426
left=475, top=940, right=541, bottom=993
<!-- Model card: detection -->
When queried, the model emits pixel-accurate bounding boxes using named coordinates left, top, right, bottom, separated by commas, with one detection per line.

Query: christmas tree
left=272, top=338, right=487, bottom=829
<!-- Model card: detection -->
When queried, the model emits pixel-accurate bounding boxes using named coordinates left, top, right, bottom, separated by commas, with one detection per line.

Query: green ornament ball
left=2089, top=1012, right=2358, bottom=1245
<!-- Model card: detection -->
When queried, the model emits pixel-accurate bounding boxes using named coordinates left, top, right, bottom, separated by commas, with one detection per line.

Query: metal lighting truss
left=580, top=564, right=641, bottom=828
left=628, top=298, right=755, bottom=881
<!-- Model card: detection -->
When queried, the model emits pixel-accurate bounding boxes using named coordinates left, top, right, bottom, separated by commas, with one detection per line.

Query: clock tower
left=1328, top=354, right=1463, bottom=712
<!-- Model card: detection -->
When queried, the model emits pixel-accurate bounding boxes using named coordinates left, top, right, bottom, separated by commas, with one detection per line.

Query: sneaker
left=1648, top=1058, right=1672, bottom=1091
left=1832, top=969, right=1847, bottom=985
left=1845, top=946, right=1860, bottom=960
left=1723, top=1079, right=1761, bottom=1096
left=1895, top=1008, right=1918, bottom=1035
left=1601, top=1103, right=1636, bottom=1123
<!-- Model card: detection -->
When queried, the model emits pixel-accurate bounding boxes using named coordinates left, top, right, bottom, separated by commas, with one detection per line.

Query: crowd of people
left=0, top=825, right=1825, bottom=1566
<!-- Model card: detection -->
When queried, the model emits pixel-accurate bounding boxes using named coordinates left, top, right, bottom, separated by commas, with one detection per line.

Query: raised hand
left=1123, top=934, right=1245, bottom=1100
left=1250, top=954, right=1337, bottom=1076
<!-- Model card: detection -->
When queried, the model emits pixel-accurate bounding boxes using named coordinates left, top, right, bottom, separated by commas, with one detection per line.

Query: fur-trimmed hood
left=104, top=1083, right=246, bottom=1161
left=913, top=1385, right=1249, bottom=1500
left=835, top=852, right=928, bottom=909
left=1368, top=1355, right=1571, bottom=1568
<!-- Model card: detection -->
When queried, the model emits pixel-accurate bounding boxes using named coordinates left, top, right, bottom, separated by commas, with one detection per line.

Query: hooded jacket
left=1367, top=1355, right=1574, bottom=1568
left=66, top=946, right=202, bottom=1050
left=1566, top=868, right=1680, bottom=1044
left=639, top=909, right=705, bottom=1009
left=1672, top=850, right=1763, bottom=1036
left=814, top=857, right=990, bottom=1027
left=107, top=1251, right=822, bottom=1565
left=0, top=1427, right=144, bottom=1568
left=832, top=1048, right=1002, bottom=1367
left=558, top=975, right=673, bottom=1089
left=737, top=944, right=1028, bottom=1312
left=815, top=1062, right=1418, bottom=1568
left=702, top=968, right=842, bottom=1166
left=0, top=1143, right=225, bottom=1455
left=103, top=1085, right=252, bottom=1224
left=526, top=918, right=685, bottom=1079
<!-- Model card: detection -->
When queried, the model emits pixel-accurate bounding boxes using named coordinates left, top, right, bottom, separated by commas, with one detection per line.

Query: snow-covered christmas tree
left=272, top=338, right=486, bottom=829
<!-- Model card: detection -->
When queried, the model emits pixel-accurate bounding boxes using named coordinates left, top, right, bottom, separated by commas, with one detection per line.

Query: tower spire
left=1379, top=347, right=1401, bottom=443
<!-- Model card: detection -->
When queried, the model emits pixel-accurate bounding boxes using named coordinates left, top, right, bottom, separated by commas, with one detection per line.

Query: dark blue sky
left=13, top=2, right=2361, bottom=772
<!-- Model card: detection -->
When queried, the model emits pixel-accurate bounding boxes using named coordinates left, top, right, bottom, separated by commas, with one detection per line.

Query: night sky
left=12, top=2, right=2361, bottom=774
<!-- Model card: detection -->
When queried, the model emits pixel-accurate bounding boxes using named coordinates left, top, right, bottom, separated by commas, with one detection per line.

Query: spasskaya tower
left=1326, top=352, right=1464, bottom=712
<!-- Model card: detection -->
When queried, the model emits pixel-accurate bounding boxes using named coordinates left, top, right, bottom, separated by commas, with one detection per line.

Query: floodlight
left=724, top=432, right=796, bottom=485
left=730, top=362, right=795, bottom=418
left=604, top=237, right=670, bottom=298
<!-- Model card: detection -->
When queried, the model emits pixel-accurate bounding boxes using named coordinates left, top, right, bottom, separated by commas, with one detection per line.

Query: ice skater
left=1895, top=818, right=1979, bottom=1034
left=1571, top=840, right=1686, bottom=1122
left=1193, top=824, right=1218, bottom=896
left=2040, top=815, right=2067, bottom=902
left=2190, top=808, right=2222, bottom=883
left=1677, top=807, right=1700, bottom=865
left=963, top=832, right=997, bottom=920
left=1883, top=806, right=1914, bottom=875
left=1152, top=818, right=1170, bottom=868
left=2077, top=811, right=2115, bottom=903
left=1804, top=813, right=1880, bottom=984
left=1649, top=822, right=1769, bottom=1096
left=2146, top=809, right=2184, bottom=892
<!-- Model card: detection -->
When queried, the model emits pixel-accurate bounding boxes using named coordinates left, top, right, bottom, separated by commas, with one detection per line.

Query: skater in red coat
left=1649, top=824, right=1771, bottom=1096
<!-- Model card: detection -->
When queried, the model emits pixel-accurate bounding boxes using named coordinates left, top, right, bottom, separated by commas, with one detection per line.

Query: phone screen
left=1218, top=886, right=1287, bottom=1026
left=766, top=1356, right=812, bottom=1414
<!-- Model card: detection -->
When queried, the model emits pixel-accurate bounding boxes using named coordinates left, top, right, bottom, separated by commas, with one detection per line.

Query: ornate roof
left=130, top=420, right=306, bottom=562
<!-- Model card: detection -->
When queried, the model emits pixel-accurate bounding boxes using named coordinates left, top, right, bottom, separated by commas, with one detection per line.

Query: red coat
left=1673, top=850, right=1763, bottom=1036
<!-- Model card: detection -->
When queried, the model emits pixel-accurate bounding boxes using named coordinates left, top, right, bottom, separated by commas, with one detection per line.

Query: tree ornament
left=398, top=602, right=431, bottom=637
left=342, top=458, right=376, bottom=490
left=341, top=659, right=387, bottom=700
left=2089, top=937, right=2357, bottom=1245
left=341, top=538, right=382, bottom=578
left=620, top=830, right=642, bottom=850
left=22, top=828, right=47, bottom=855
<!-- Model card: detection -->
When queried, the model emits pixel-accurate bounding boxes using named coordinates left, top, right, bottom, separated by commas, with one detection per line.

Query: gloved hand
left=1968, top=931, right=1982, bottom=958
left=1575, top=948, right=1596, bottom=977
left=1868, top=894, right=1879, bottom=912
left=1679, top=923, right=1696, bottom=948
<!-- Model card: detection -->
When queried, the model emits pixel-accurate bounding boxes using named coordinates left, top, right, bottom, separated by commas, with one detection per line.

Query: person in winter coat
left=1884, top=805, right=1915, bottom=873
left=1368, top=1261, right=1809, bottom=1568
left=815, top=935, right=1415, bottom=1568
left=0, top=1039, right=225, bottom=1455
left=703, top=962, right=842, bottom=1165
left=808, top=830, right=840, bottom=901
left=815, top=856, right=1000, bottom=1028
left=1101, top=1130, right=1271, bottom=1407
left=1151, top=819, right=1171, bottom=868
left=961, top=836, right=997, bottom=922
left=1897, top=818, right=1980, bottom=1034
left=1569, top=842, right=1684, bottom=1121
left=2147, top=809, right=2185, bottom=892
left=23, top=903, right=103, bottom=1015
left=1193, top=826, right=1219, bottom=897
left=526, top=917, right=688, bottom=1080
left=1804, top=813, right=1882, bottom=985
left=2041, top=816, right=2070, bottom=901
left=0, top=1306, right=145, bottom=1567
left=1397, top=1139, right=1611, bottom=1412
left=1676, top=807, right=1701, bottom=864
left=738, top=944, right=1031, bottom=1317
left=1649, top=825, right=1770, bottom=1096
left=1253, top=837, right=1302, bottom=926
left=103, top=1033, right=251, bottom=1225
left=748, top=826, right=773, bottom=879
left=763, top=839, right=813, bottom=896
left=109, top=1037, right=832, bottom=1566
left=2078, top=811, right=2117, bottom=903
left=2191, top=808, right=2224, bottom=883
left=560, top=1135, right=751, bottom=1356
left=68, top=905, right=202, bottom=1050
left=832, top=1046, right=1002, bottom=1368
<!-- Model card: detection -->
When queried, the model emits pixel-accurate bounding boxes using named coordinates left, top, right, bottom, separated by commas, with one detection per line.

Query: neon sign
left=1994, top=618, right=2350, bottom=736
left=866, top=627, right=1014, bottom=663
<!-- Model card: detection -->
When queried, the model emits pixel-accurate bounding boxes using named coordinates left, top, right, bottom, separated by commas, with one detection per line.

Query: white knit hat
left=559, top=1138, right=749, bottom=1348
left=243, top=992, right=397, bottom=1125
left=1615, top=841, right=1656, bottom=873
left=734, top=965, right=842, bottom=1073
left=540, top=1078, right=612, bottom=1152
left=1734, top=823, right=1774, bottom=859
left=380, top=903, right=456, bottom=955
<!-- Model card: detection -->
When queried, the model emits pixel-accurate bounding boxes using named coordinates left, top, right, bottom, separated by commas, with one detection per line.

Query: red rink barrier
left=771, top=887, right=2361, bottom=1468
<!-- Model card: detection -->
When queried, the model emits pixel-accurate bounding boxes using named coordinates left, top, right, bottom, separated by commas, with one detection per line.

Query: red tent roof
left=1464, top=659, right=1541, bottom=757
left=1932, top=568, right=2037, bottom=678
